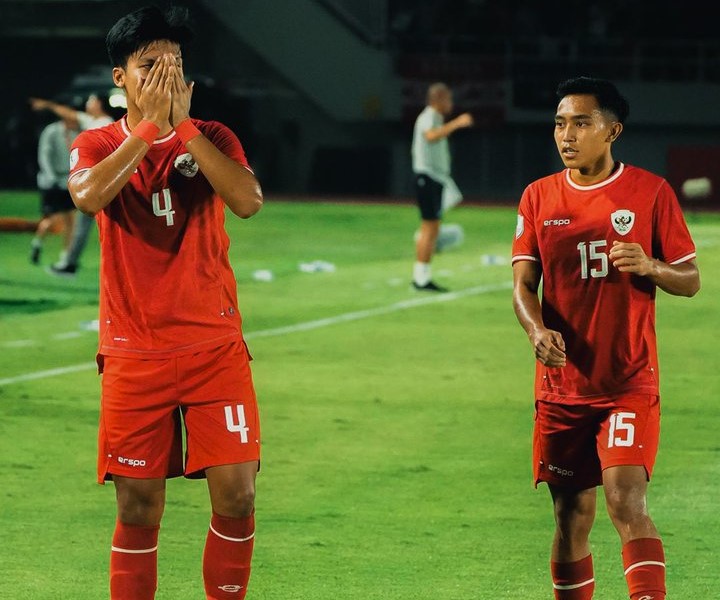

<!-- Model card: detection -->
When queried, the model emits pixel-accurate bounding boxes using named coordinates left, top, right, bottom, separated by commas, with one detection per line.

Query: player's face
left=554, top=94, right=622, bottom=178
left=112, top=40, right=183, bottom=107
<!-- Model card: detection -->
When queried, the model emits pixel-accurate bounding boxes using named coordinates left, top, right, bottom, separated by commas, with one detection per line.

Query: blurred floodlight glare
left=681, top=177, right=712, bottom=199
left=109, top=91, right=127, bottom=108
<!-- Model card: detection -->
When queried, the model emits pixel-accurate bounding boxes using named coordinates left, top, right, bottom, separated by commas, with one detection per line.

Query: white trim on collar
left=565, top=162, right=625, bottom=191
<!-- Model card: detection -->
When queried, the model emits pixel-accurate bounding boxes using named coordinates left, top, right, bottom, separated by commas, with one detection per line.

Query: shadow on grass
left=0, top=298, right=63, bottom=315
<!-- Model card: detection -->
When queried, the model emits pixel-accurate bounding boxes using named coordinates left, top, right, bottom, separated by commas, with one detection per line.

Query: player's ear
left=607, top=121, right=623, bottom=143
left=112, top=67, right=126, bottom=88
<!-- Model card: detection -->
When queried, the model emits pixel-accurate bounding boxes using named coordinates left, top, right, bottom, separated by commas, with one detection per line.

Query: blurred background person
left=30, top=91, right=114, bottom=133
left=411, top=82, right=473, bottom=292
left=29, top=113, right=81, bottom=266
left=30, top=92, right=114, bottom=276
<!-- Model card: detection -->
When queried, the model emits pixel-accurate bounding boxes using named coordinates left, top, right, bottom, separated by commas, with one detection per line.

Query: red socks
left=203, top=511, right=256, bottom=599
left=550, top=539, right=666, bottom=599
left=110, top=521, right=159, bottom=600
left=551, top=554, right=595, bottom=599
left=622, top=538, right=666, bottom=600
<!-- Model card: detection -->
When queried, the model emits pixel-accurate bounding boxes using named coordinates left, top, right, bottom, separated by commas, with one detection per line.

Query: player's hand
left=529, top=327, right=566, bottom=367
left=136, top=54, right=172, bottom=126
left=609, top=241, right=656, bottom=277
left=453, top=112, right=474, bottom=129
left=169, top=56, right=194, bottom=127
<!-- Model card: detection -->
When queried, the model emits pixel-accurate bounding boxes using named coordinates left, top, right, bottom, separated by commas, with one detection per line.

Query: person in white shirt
left=29, top=117, right=81, bottom=266
left=411, top=82, right=473, bottom=291
left=30, top=92, right=115, bottom=276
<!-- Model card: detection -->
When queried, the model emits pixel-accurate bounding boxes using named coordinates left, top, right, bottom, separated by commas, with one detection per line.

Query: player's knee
left=213, top=485, right=255, bottom=518
left=115, top=478, right=165, bottom=525
left=553, top=492, right=596, bottom=535
left=115, top=485, right=165, bottom=526
left=604, top=490, right=647, bottom=526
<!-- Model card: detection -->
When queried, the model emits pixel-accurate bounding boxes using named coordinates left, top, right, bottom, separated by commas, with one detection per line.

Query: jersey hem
left=98, top=331, right=242, bottom=360
left=536, top=383, right=659, bottom=404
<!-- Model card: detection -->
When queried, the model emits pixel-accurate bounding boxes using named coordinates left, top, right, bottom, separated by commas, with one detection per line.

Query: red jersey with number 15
left=511, top=163, right=696, bottom=403
left=69, top=116, right=252, bottom=359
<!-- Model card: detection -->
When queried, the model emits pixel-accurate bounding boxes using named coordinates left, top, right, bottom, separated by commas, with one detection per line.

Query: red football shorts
left=533, top=394, right=660, bottom=489
left=97, top=339, right=260, bottom=483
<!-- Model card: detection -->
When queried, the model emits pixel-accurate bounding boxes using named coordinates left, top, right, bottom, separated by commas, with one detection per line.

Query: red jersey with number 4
left=511, top=163, right=696, bottom=403
left=69, top=116, right=251, bottom=358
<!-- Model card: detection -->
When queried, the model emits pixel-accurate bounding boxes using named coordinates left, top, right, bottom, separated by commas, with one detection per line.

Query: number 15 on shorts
left=608, top=411, right=636, bottom=448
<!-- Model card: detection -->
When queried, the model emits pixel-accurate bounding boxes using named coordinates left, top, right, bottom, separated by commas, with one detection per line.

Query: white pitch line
left=0, top=361, right=98, bottom=386
left=52, top=331, right=84, bottom=340
left=2, top=339, right=36, bottom=348
left=0, top=281, right=511, bottom=387
left=244, top=281, right=511, bottom=339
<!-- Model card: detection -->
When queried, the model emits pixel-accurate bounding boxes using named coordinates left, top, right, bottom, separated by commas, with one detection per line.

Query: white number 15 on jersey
left=577, top=239, right=608, bottom=279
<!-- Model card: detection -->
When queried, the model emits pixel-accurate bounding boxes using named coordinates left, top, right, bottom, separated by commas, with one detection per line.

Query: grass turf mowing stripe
left=0, top=281, right=511, bottom=387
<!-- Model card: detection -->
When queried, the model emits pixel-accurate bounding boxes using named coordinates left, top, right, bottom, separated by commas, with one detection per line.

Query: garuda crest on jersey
left=174, top=152, right=199, bottom=178
left=611, top=209, right=635, bottom=236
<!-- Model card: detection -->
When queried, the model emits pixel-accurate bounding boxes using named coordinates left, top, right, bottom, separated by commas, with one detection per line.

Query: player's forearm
left=513, top=285, right=546, bottom=338
left=512, top=262, right=545, bottom=335
left=184, top=135, right=263, bottom=218
left=647, top=259, right=700, bottom=297
left=69, top=138, right=150, bottom=215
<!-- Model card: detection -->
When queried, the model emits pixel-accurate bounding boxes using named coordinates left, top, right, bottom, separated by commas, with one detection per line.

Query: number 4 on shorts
left=224, top=405, right=249, bottom=443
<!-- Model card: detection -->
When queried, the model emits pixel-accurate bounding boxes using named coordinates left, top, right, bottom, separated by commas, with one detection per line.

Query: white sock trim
left=553, top=577, right=595, bottom=590
left=111, top=545, right=158, bottom=554
left=209, top=523, right=255, bottom=543
left=624, top=560, right=666, bottom=575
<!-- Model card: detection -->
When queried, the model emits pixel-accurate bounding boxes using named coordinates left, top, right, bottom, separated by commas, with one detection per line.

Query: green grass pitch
left=1, top=191, right=718, bottom=599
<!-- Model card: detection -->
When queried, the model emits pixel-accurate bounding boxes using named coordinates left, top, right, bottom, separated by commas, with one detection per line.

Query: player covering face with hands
left=512, top=77, right=699, bottom=600
left=68, top=6, right=262, bottom=600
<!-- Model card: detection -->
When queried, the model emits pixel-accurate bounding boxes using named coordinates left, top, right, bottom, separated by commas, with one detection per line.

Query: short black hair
left=106, top=4, right=194, bottom=67
left=556, top=76, right=630, bottom=124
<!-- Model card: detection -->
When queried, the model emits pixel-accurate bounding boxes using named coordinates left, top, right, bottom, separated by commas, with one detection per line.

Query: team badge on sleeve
left=69, top=148, right=79, bottom=170
left=515, top=214, right=525, bottom=239
left=611, top=209, right=635, bottom=235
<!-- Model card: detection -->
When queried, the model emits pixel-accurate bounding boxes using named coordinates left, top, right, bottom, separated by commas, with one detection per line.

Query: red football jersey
left=69, top=116, right=252, bottom=358
left=512, top=163, right=696, bottom=403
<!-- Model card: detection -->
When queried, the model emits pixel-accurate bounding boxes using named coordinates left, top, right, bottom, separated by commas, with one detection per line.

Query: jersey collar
left=565, top=162, right=625, bottom=191
left=120, top=116, right=177, bottom=146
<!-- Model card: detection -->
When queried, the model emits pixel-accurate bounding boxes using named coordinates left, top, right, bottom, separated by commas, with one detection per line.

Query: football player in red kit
left=512, top=77, right=700, bottom=600
left=67, top=6, right=262, bottom=599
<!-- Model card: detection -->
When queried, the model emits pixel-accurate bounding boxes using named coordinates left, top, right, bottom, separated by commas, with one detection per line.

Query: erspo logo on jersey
left=543, top=218, right=571, bottom=227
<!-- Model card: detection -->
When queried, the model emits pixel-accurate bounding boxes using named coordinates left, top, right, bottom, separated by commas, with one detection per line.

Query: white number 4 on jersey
left=152, top=188, right=175, bottom=226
